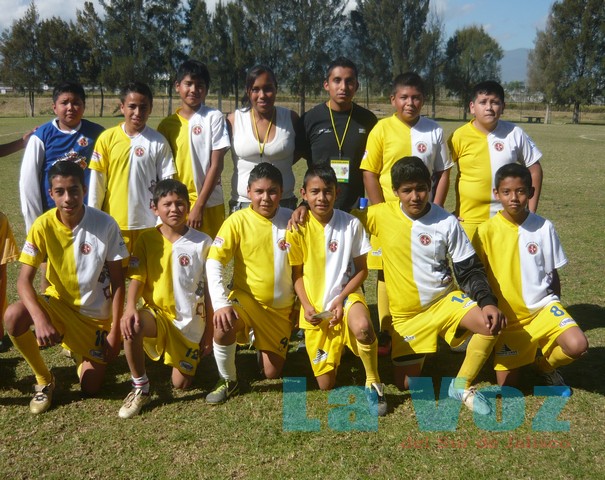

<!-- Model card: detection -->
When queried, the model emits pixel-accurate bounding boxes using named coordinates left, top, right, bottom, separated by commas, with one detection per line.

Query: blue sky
left=3, top=0, right=553, bottom=51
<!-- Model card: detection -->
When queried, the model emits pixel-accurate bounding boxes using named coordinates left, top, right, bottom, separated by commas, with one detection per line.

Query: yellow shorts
left=494, top=301, right=578, bottom=371
left=391, top=291, right=476, bottom=359
left=366, top=235, right=383, bottom=270
left=38, top=295, right=111, bottom=364
left=142, top=307, right=205, bottom=376
left=121, top=228, right=155, bottom=255
left=230, top=289, right=293, bottom=359
left=301, top=293, right=366, bottom=377
left=197, top=204, right=225, bottom=239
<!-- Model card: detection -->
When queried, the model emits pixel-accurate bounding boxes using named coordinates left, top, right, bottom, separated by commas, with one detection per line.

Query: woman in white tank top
left=227, top=65, right=300, bottom=213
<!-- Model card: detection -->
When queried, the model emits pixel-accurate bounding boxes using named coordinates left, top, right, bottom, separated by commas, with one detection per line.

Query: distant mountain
left=500, top=48, right=529, bottom=83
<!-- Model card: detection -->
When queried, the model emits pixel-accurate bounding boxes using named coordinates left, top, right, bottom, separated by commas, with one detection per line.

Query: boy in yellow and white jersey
left=475, top=164, right=587, bottom=395
left=118, top=179, right=213, bottom=418
left=286, top=165, right=387, bottom=416
left=158, top=60, right=230, bottom=239
left=448, top=80, right=543, bottom=243
left=205, top=163, right=295, bottom=404
left=0, top=211, right=19, bottom=351
left=359, top=156, right=506, bottom=415
left=89, top=82, right=176, bottom=254
left=4, top=161, right=128, bottom=414
left=361, top=72, right=452, bottom=349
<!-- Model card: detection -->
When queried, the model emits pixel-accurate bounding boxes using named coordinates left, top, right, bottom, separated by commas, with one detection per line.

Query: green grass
left=0, top=114, right=604, bottom=479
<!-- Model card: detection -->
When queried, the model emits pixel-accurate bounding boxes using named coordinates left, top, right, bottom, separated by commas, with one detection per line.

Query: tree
left=443, top=26, right=503, bottom=120
left=353, top=0, right=430, bottom=92
left=418, top=10, right=446, bottom=119
left=528, top=0, right=605, bottom=124
left=76, top=1, right=110, bottom=116
left=0, top=2, right=43, bottom=116
left=38, top=18, right=84, bottom=87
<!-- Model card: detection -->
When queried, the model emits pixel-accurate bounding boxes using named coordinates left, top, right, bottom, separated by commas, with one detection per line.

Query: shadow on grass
left=567, top=303, right=605, bottom=333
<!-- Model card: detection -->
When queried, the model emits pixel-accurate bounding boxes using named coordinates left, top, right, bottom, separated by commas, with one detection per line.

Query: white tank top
left=230, top=106, right=296, bottom=203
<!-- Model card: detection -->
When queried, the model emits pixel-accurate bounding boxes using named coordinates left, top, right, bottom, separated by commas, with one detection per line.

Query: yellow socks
left=455, top=334, right=498, bottom=389
left=377, top=279, right=391, bottom=332
left=10, top=330, right=52, bottom=386
left=357, top=338, right=380, bottom=387
left=537, top=346, right=574, bottom=372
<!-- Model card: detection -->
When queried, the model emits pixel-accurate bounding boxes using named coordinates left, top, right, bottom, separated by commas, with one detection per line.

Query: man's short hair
left=391, top=156, right=431, bottom=191
left=248, top=162, right=283, bottom=189
left=152, top=179, right=190, bottom=208
left=48, top=160, right=86, bottom=187
left=52, top=82, right=86, bottom=105
left=176, top=59, right=210, bottom=89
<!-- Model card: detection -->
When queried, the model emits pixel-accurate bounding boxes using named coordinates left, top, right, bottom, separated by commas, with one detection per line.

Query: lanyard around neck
left=328, top=102, right=353, bottom=158
left=251, top=108, right=275, bottom=158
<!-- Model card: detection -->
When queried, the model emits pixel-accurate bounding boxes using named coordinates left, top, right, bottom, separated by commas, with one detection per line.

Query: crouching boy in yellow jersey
left=205, top=163, right=296, bottom=404
left=119, top=179, right=214, bottom=418
left=475, top=164, right=587, bottom=395
left=4, top=161, right=128, bottom=414
left=286, top=165, right=387, bottom=416
left=359, top=157, right=506, bottom=415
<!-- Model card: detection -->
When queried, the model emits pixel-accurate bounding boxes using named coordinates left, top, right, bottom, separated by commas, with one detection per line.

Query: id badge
left=330, top=158, right=350, bottom=183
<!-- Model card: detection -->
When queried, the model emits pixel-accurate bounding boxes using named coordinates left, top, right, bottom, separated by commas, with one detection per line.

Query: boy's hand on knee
left=327, top=300, right=344, bottom=327
left=120, top=309, right=138, bottom=340
left=481, top=305, right=507, bottom=335
left=213, top=307, right=238, bottom=333
left=104, top=328, right=121, bottom=362
left=33, top=314, right=62, bottom=347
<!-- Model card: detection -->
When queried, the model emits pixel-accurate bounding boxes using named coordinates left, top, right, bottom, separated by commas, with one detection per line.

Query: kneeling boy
left=286, top=165, right=387, bottom=416
left=5, top=161, right=128, bottom=414
left=119, top=179, right=213, bottom=418
left=360, top=157, right=506, bottom=415
left=475, top=164, right=587, bottom=394
left=205, top=163, right=296, bottom=404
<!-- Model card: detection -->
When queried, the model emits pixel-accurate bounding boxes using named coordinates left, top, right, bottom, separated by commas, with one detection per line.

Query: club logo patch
left=527, top=242, right=539, bottom=255
left=559, top=318, right=577, bottom=328
left=212, top=236, right=224, bottom=247
left=328, top=240, right=339, bottom=252
left=416, top=142, right=427, bottom=154
left=80, top=242, right=92, bottom=255
left=419, top=233, right=432, bottom=246
left=494, top=141, right=504, bottom=152
left=179, top=361, right=194, bottom=372
left=403, top=335, right=416, bottom=342
left=192, top=124, right=202, bottom=135
left=277, top=238, right=289, bottom=251
left=23, top=241, right=39, bottom=257
left=313, top=349, right=328, bottom=364
left=78, top=136, right=89, bottom=147
left=178, top=253, right=191, bottom=266
left=496, top=344, right=518, bottom=356
left=89, top=349, right=104, bottom=360
left=134, top=146, right=145, bottom=157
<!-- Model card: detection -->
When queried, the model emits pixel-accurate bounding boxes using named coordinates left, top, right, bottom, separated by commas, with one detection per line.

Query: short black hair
left=248, top=162, right=283, bottom=188
left=392, top=72, right=425, bottom=97
left=391, top=156, right=431, bottom=191
left=48, top=160, right=86, bottom=188
left=120, top=81, right=153, bottom=105
left=326, top=57, right=358, bottom=81
left=494, top=163, right=532, bottom=191
left=472, top=80, right=505, bottom=103
left=302, top=164, right=337, bottom=189
left=177, top=59, right=210, bottom=88
left=152, top=179, right=190, bottom=208
left=52, top=82, right=86, bottom=104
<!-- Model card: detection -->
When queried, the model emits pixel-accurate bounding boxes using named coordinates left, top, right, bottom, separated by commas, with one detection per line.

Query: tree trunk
left=299, top=84, right=306, bottom=115
left=29, top=90, right=35, bottom=117
left=100, top=87, right=105, bottom=117
left=572, top=102, right=580, bottom=124
left=168, top=84, right=173, bottom=116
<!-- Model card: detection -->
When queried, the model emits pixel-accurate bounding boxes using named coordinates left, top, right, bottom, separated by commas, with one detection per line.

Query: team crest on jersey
left=23, top=241, right=39, bottom=257
left=192, top=124, right=202, bottom=135
left=77, top=136, right=89, bottom=147
left=212, top=236, right=224, bottom=247
left=328, top=240, right=339, bottom=252
left=527, top=242, right=539, bottom=255
left=493, top=141, right=505, bottom=152
left=80, top=242, right=92, bottom=255
left=179, top=360, right=194, bottom=372
left=418, top=233, right=432, bottom=246
left=178, top=253, right=192, bottom=266
left=416, top=142, right=428, bottom=154
left=277, top=238, right=289, bottom=251
left=134, top=146, right=145, bottom=157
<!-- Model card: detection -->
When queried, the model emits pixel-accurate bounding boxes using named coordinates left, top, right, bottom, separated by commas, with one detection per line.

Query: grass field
left=0, top=110, right=604, bottom=479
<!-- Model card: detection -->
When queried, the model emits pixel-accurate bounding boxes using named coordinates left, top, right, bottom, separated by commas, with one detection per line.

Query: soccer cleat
left=206, top=378, right=239, bottom=404
left=29, top=376, right=55, bottom=414
left=377, top=331, right=392, bottom=357
left=366, top=382, right=388, bottom=417
left=448, top=379, right=491, bottom=415
left=539, top=368, right=573, bottom=397
left=118, top=389, right=151, bottom=419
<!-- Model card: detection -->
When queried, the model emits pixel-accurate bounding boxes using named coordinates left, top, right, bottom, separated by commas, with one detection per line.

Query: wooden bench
left=524, top=116, right=544, bottom=123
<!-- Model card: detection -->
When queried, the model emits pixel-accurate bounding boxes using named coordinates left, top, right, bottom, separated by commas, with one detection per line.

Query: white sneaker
left=448, top=379, right=491, bottom=415
left=118, top=389, right=151, bottom=419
